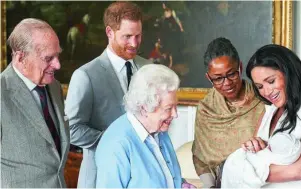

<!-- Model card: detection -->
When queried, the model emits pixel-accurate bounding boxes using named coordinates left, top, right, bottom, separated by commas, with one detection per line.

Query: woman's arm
left=192, top=155, right=215, bottom=188
left=267, top=155, right=301, bottom=182
left=243, top=137, right=301, bottom=182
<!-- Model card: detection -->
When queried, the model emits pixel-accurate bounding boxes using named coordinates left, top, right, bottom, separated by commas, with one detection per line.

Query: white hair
left=124, top=64, right=180, bottom=115
left=7, top=18, right=54, bottom=54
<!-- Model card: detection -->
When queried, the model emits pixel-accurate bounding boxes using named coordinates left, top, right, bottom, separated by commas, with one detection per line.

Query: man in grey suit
left=65, top=1, right=151, bottom=188
left=1, top=18, right=70, bottom=188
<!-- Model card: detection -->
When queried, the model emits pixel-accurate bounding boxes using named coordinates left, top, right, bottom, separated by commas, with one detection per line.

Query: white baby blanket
left=221, top=133, right=301, bottom=188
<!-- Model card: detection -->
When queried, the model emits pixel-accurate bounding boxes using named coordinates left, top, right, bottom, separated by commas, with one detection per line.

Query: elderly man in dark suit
left=1, top=18, right=70, bottom=188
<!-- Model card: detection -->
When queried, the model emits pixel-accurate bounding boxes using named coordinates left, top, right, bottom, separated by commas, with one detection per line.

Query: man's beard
left=111, top=40, right=138, bottom=60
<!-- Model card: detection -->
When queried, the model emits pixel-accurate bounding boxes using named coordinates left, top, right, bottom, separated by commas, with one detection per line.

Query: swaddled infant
left=221, top=133, right=301, bottom=188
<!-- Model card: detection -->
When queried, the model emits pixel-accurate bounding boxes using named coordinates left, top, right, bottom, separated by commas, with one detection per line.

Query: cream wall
left=168, top=106, right=197, bottom=150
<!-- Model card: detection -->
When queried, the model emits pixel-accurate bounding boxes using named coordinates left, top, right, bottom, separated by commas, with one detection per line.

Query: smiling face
left=107, top=19, right=142, bottom=60
left=20, top=30, right=61, bottom=86
left=145, top=91, right=178, bottom=133
left=207, top=56, right=243, bottom=101
left=251, top=66, right=287, bottom=108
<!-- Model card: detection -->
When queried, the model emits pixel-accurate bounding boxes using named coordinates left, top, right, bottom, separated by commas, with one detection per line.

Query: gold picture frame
left=1, top=1, right=293, bottom=105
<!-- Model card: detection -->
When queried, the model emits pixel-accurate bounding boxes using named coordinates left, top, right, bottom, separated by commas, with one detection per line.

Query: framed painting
left=1, top=1, right=292, bottom=105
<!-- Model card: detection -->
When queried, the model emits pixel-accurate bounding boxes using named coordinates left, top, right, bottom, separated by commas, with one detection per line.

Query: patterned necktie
left=125, top=61, right=133, bottom=89
left=35, top=86, right=61, bottom=156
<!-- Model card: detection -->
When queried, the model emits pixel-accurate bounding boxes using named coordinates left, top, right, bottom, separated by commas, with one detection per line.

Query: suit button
left=166, top=160, right=170, bottom=164
left=160, top=146, right=163, bottom=149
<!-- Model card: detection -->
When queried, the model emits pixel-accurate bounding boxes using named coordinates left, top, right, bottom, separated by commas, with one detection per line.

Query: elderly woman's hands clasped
left=182, top=181, right=197, bottom=189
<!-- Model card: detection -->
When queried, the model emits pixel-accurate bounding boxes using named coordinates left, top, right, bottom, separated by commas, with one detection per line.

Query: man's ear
left=14, top=51, right=26, bottom=64
left=13, top=51, right=27, bottom=70
left=105, top=26, right=114, bottom=40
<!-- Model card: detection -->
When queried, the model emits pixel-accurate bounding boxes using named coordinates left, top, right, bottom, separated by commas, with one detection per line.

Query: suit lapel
left=9, top=67, right=55, bottom=146
left=98, top=51, right=124, bottom=101
left=133, top=55, right=144, bottom=69
left=47, top=83, right=69, bottom=160
left=96, top=52, right=147, bottom=104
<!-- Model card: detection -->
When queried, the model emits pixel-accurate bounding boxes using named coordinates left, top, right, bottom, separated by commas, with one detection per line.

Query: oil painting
left=1, top=1, right=292, bottom=103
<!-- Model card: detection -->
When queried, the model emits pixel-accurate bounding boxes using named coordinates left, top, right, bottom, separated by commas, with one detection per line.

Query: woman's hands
left=241, top=137, right=267, bottom=153
left=182, top=181, right=197, bottom=189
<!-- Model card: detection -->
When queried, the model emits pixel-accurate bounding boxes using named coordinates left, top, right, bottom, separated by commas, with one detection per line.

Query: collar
left=106, top=47, right=134, bottom=73
left=150, top=133, right=160, bottom=145
left=127, top=112, right=150, bottom=142
left=12, top=65, right=39, bottom=91
left=272, top=105, right=301, bottom=118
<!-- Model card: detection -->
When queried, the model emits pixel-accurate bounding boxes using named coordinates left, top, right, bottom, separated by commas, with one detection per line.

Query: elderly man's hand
left=182, top=181, right=197, bottom=189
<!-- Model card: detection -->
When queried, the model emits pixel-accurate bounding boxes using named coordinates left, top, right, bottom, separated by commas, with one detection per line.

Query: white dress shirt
left=127, top=112, right=175, bottom=188
left=12, top=65, right=59, bottom=130
left=106, top=47, right=138, bottom=93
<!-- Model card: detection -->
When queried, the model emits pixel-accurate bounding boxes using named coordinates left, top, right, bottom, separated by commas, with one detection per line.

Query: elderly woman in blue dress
left=95, top=64, right=196, bottom=188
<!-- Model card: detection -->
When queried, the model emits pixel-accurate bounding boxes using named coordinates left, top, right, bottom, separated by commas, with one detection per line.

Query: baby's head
left=267, top=132, right=301, bottom=165
left=268, top=133, right=297, bottom=154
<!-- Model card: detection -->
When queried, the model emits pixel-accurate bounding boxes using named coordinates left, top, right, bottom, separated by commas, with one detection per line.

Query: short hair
left=124, top=64, right=180, bottom=116
left=246, top=44, right=301, bottom=134
left=7, top=18, right=54, bottom=54
left=203, top=37, right=240, bottom=69
left=103, top=1, right=143, bottom=31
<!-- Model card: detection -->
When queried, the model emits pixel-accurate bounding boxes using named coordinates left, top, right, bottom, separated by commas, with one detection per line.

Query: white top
left=258, top=104, right=301, bottom=188
left=258, top=104, right=301, bottom=140
left=222, top=104, right=301, bottom=188
left=127, top=112, right=174, bottom=188
left=106, top=47, right=138, bottom=93
left=12, top=65, right=58, bottom=129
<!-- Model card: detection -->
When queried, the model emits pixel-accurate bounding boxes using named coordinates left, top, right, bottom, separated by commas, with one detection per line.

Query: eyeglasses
left=207, top=70, right=240, bottom=85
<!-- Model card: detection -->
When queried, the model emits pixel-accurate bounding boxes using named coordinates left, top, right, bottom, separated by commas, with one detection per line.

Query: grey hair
left=124, top=64, right=180, bottom=116
left=7, top=18, right=53, bottom=54
left=203, top=37, right=240, bottom=70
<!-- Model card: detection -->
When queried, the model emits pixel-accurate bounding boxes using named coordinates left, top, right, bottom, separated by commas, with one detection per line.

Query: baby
left=221, top=133, right=301, bottom=188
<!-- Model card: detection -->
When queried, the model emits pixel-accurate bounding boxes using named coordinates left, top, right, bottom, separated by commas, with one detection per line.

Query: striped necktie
left=35, top=86, right=61, bottom=156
